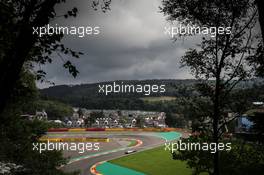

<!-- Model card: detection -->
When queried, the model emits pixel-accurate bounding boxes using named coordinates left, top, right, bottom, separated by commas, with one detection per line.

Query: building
left=21, top=110, right=47, bottom=121
left=70, top=108, right=166, bottom=128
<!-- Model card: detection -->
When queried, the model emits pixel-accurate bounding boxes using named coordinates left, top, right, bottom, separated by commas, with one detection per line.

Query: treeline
left=39, top=79, right=264, bottom=127
left=40, top=79, right=199, bottom=100
left=40, top=79, right=264, bottom=112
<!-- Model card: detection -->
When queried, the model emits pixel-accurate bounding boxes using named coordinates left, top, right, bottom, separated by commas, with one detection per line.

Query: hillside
left=40, top=79, right=264, bottom=110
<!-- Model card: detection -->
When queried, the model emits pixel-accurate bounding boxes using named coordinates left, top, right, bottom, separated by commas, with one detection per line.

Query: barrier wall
left=68, top=128, right=86, bottom=132
left=39, top=137, right=109, bottom=142
left=47, top=127, right=182, bottom=132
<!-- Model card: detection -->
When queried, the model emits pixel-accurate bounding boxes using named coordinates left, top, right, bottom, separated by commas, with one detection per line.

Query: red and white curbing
left=90, top=161, right=104, bottom=175
left=90, top=139, right=143, bottom=175
left=136, top=139, right=143, bottom=147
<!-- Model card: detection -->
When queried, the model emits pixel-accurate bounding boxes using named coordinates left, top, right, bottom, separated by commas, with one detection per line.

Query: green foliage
left=0, top=71, right=74, bottom=174
left=161, top=0, right=260, bottom=126
left=4, top=70, right=39, bottom=115
left=85, top=111, right=103, bottom=126
left=172, top=136, right=214, bottom=175
left=40, top=80, right=264, bottom=128
left=0, top=0, right=111, bottom=82
left=161, top=0, right=261, bottom=174
left=247, top=42, right=264, bottom=77
left=248, top=112, right=264, bottom=142
left=136, top=117, right=144, bottom=128
left=0, top=1, right=111, bottom=174
left=32, top=100, right=73, bottom=120
left=0, top=0, right=113, bottom=116
left=0, top=115, right=76, bottom=175
left=40, top=79, right=263, bottom=110
left=0, top=0, right=82, bottom=83
left=219, top=141, right=264, bottom=175
left=173, top=137, right=264, bottom=175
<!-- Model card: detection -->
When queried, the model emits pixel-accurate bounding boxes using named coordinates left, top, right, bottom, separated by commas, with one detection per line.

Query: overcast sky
left=37, top=0, right=200, bottom=89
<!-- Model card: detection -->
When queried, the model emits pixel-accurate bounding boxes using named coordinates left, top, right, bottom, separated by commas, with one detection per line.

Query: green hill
left=40, top=78, right=264, bottom=111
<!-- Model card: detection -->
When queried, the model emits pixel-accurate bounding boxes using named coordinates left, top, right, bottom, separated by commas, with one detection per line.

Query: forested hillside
left=40, top=79, right=198, bottom=108
left=40, top=79, right=264, bottom=110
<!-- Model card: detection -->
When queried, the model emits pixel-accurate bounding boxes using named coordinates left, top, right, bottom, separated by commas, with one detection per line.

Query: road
left=53, top=132, right=166, bottom=175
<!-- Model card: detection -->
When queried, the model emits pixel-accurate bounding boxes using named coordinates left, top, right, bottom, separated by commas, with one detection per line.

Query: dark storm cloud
left=37, top=0, right=200, bottom=88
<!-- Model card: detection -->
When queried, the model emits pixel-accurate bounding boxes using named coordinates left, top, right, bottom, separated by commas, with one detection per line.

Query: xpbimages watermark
left=98, top=81, right=166, bottom=96
left=164, top=25, right=231, bottom=38
left=32, top=141, right=100, bottom=153
left=32, top=24, right=100, bottom=37
left=164, top=140, right=231, bottom=154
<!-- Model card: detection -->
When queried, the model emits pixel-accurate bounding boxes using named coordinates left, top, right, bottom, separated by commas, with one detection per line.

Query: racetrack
left=45, top=132, right=180, bottom=175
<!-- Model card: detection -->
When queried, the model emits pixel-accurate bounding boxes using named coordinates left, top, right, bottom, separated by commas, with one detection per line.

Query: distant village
left=20, top=101, right=264, bottom=133
left=21, top=108, right=167, bottom=128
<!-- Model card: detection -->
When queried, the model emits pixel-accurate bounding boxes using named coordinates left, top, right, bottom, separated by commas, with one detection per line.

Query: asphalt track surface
left=51, top=132, right=167, bottom=175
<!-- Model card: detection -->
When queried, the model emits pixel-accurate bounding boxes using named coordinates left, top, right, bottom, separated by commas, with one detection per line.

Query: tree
left=0, top=115, right=79, bottom=175
left=0, top=1, right=111, bottom=174
left=136, top=117, right=144, bottom=128
left=246, top=0, right=264, bottom=78
left=256, top=0, right=264, bottom=42
left=0, top=71, right=77, bottom=175
left=173, top=136, right=264, bottom=175
left=33, top=100, right=73, bottom=120
left=248, top=111, right=264, bottom=143
left=89, top=111, right=104, bottom=126
left=77, top=108, right=84, bottom=118
left=161, top=0, right=260, bottom=174
left=0, top=0, right=111, bottom=116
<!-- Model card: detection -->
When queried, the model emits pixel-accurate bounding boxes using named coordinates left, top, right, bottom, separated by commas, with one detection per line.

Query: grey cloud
left=37, top=0, right=199, bottom=88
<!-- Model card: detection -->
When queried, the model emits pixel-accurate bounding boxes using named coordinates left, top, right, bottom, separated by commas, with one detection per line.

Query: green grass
left=127, top=140, right=138, bottom=147
left=109, top=146, right=192, bottom=175
left=140, top=96, right=177, bottom=102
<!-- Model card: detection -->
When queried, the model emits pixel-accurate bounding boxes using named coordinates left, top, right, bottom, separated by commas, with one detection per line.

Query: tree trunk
left=213, top=74, right=221, bottom=175
left=0, top=18, right=35, bottom=118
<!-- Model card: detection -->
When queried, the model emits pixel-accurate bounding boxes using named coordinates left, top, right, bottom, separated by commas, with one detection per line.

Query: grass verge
left=140, top=96, right=177, bottom=102
left=109, top=146, right=192, bottom=175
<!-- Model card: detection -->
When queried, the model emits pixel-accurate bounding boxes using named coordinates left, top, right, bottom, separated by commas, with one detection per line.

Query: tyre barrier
left=86, top=128, right=105, bottom=131
left=105, top=128, right=125, bottom=131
